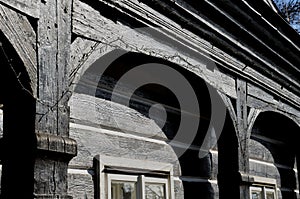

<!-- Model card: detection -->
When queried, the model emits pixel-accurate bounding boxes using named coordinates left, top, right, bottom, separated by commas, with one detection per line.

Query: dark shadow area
left=251, top=111, right=299, bottom=199
left=217, top=112, right=240, bottom=199
left=0, top=30, right=36, bottom=198
left=76, top=50, right=225, bottom=198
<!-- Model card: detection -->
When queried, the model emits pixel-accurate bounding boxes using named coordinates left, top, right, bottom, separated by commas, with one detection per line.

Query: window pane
left=145, top=183, right=166, bottom=199
left=266, top=191, right=275, bottom=199
left=111, top=181, right=137, bottom=199
left=251, top=190, right=263, bottom=199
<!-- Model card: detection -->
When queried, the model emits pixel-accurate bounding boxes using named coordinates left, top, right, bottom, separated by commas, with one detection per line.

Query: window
left=108, top=174, right=169, bottom=199
left=94, top=155, right=175, bottom=199
left=250, top=186, right=277, bottom=199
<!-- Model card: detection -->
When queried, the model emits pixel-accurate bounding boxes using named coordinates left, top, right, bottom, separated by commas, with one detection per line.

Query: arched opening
left=250, top=111, right=299, bottom=199
left=0, top=30, right=36, bottom=198
left=70, top=49, right=229, bottom=198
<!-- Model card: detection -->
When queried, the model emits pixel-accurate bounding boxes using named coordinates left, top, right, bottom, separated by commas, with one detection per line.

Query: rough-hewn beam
left=0, top=4, right=37, bottom=94
left=36, top=0, right=71, bottom=136
left=69, top=37, right=99, bottom=91
left=71, top=0, right=236, bottom=98
left=0, top=0, right=39, bottom=18
left=34, top=0, right=76, bottom=198
left=137, top=0, right=300, bottom=98
left=236, top=79, right=250, bottom=199
left=236, top=79, right=249, bottom=172
left=247, top=83, right=300, bottom=119
left=72, top=0, right=300, bottom=111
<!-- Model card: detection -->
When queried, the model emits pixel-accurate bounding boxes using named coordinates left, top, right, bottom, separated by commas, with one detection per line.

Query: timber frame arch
left=70, top=47, right=235, bottom=199
left=0, top=4, right=37, bottom=94
left=0, top=0, right=300, bottom=198
left=0, top=27, right=36, bottom=198
left=0, top=0, right=77, bottom=198
left=249, top=110, right=300, bottom=199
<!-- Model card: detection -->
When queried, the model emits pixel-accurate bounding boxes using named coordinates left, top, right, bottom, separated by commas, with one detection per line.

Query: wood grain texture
left=236, top=79, right=250, bottom=174
left=34, top=158, right=69, bottom=195
left=36, top=0, right=58, bottom=134
left=0, top=4, right=37, bottom=94
left=71, top=0, right=237, bottom=98
left=69, top=92, right=166, bottom=140
left=69, top=122, right=181, bottom=176
left=0, top=0, right=39, bottom=18
left=33, top=0, right=75, bottom=197
left=36, top=0, right=72, bottom=136
left=72, top=0, right=300, bottom=111
left=247, top=83, right=300, bottom=121
left=69, top=37, right=99, bottom=91
left=68, top=172, right=94, bottom=199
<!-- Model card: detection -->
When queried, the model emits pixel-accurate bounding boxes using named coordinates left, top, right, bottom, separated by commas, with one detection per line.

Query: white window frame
left=144, top=176, right=169, bottom=199
left=264, top=187, right=276, bottom=199
left=250, top=185, right=277, bottom=199
left=94, top=155, right=175, bottom=199
left=250, top=186, right=263, bottom=199
left=107, top=173, right=170, bottom=199
left=107, top=173, right=138, bottom=199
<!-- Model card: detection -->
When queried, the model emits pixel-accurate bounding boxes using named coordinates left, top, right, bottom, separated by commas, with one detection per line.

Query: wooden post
left=34, top=0, right=77, bottom=198
left=236, top=79, right=250, bottom=199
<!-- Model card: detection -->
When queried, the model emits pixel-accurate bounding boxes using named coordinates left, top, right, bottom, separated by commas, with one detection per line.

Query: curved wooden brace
left=0, top=4, right=37, bottom=96
left=0, top=0, right=39, bottom=18
left=218, top=91, right=238, bottom=124
left=70, top=0, right=236, bottom=98
left=69, top=37, right=99, bottom=93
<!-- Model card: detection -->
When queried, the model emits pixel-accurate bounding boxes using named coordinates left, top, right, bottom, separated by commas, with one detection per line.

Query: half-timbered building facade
left=0, top=0, right=300, bottom=198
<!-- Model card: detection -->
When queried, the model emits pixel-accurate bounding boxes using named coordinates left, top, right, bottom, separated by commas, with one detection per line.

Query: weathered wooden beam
left=36, top=0, right=71, bottom=136
left=0, top=0, right=39, bottom=18
left=72, top=0, right=300, bottom=111
left=247, top=108, right=261, bottom=135
left=218, top=91, right=237, bottom=126
left=69, top=37, right=99, bottom=91
left=0, top=4, right=37, bottom=94
left=247, top=83, right=300, bottom=120
left=236, top=79, right=249, bottom=172
left=34, top=0, right=76, bottom=198
left=236, top=79, right=250, bottom=199
left=71, top=0, right=237, bottom=98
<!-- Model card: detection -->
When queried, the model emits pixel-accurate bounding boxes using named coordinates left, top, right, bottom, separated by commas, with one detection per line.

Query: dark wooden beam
left=236, top=79, right=250, bottom=199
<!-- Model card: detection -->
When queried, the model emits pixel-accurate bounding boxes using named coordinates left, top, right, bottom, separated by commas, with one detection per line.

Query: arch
left=0, top=4, right=37, bottom=95
left=69, top=47, right=235, bottom=198
left=250, top=111, right=300, bottom=199
left=0, top=27, right=36, bottom=198
left=69, top=31, right=236, bottom=100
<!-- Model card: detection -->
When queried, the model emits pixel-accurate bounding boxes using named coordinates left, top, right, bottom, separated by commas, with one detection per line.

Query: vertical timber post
left=34, top=0, right=77, bottom=198
left=236, top=79, right=250, bottom=199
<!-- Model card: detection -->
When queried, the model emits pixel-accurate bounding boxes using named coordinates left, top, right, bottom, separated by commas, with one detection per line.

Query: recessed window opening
left=250, top=184, right=277, bottom=199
